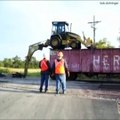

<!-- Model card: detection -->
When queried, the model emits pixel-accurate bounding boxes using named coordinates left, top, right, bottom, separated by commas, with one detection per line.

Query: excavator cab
left=51, top=21, right=69, bottom=35
left=50, top=21, right=81, bottom=49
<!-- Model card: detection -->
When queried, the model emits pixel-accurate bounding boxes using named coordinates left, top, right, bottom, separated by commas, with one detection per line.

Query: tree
left=3, top=58, right=13, bottom=67
left=12, top=55, right=22, bottom=68
left=95, top=38, right=114, bottom=48
left=1, top=56, right=39, bottom=68
left=0, top=60, right=4, bottom=67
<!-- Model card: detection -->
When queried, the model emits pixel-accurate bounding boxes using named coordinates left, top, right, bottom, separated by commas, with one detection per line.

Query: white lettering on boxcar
left=102, top=55, right=109, bottom=70
left=71, top=64, right=79, bottom=70
left=113, top=55, right=120, bottom=70
left=93, top=56, right=100, bottom=69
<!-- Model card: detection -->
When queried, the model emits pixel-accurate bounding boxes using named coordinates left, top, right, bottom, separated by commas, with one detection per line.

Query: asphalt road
left=0, top=77, right=120, bottom=119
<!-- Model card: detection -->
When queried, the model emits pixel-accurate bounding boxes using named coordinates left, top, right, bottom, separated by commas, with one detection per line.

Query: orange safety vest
left=55, top=59, right=65, bottom=74
left=40, top=59, right=48, bottom=72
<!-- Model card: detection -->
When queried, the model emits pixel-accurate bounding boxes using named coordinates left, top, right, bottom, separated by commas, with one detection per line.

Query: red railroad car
left=50, top=49, right=120, bottom=80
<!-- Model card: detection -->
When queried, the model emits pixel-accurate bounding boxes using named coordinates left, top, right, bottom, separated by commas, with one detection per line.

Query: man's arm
left=64, top=59, right=70, bottom=76
left=51, top=62, right=55, bottom=74
left=39, top=61, right=41, bottom=69
left=64, top=59, right=68, bottom=70
left=47, top=60, right=51, bottom=72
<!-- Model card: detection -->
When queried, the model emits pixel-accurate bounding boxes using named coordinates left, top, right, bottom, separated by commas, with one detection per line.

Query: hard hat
left=57, top=51, right=63, bottom=57
left=43, top=53, right=47, bottom=58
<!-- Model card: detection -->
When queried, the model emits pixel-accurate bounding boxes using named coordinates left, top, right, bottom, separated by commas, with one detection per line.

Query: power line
left=88, top=16, right=101, bottom=43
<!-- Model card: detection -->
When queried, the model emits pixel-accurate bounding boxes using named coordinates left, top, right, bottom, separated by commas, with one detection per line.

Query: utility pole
left=88, top=16, right=101, bottom=43
left=118, top=28, right=120, bottom=48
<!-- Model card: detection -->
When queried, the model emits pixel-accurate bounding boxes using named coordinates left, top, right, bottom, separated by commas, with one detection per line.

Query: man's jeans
left=40, top=72, right=49, bottom=91
left=55, top=74, right=66, bottom=93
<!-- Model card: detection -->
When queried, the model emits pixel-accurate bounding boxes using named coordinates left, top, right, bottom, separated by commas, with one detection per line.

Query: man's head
left=57, top=51, right=63, bottom=60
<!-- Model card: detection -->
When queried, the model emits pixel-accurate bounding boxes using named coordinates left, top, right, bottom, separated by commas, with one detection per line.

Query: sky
left=0, top=1, right=120, bottom=61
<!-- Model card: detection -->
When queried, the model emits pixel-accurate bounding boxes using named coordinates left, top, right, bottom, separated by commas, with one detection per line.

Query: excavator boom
left=24, top=40, right=49, bottom=77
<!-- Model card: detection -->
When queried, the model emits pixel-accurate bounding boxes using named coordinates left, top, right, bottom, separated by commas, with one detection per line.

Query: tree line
left=95, top=38, right=114, bottom=48
left=0, top=38, right=114, bottom=69
left=0, top=56, right=39, bottom=68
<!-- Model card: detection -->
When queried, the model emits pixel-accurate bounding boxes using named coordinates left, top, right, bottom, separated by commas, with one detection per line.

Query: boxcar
left=50, top=48, right=120, bottom=80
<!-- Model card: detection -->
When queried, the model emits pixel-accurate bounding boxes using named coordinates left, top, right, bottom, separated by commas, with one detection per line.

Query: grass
left=1, top=67, right=120, bottom=81
left=0, top=67, right=40, bottom=77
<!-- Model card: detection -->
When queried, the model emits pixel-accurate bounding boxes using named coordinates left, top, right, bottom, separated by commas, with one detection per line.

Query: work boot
left=45, top=89, right=48, bottom=93
left=39, top=88, right=42, bottom=93
left=56, top=91, right=59, bottom=94
left=62, top=91, right=66, bottom=94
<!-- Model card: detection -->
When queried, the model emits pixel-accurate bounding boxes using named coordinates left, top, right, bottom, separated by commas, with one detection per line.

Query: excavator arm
left=80, top=32, right=95, bottom=48
left=67, top=32, right=95, bottom=49
left=24, top=40, right=50, bottom=77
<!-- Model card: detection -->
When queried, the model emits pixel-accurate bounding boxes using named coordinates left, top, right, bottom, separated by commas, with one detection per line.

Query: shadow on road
left=0, top=88, right=57, bottom=95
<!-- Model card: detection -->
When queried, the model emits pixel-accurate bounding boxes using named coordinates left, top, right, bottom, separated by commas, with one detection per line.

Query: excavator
left=24, top=21, right=95, bottom=77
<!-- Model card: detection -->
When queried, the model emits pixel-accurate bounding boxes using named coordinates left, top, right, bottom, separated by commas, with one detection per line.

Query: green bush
left=27, top=72, right=40, bottom=77
left=0, top=68, right=10, bottom=73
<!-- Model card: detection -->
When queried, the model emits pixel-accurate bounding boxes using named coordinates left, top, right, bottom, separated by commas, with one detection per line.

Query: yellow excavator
left=24, top=21, right=95, bottom=77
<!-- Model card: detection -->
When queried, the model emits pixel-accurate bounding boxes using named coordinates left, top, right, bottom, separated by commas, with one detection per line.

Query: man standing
left=39, top=54, right=51, bottom=93
left=52, top=51, right=69, bottom=94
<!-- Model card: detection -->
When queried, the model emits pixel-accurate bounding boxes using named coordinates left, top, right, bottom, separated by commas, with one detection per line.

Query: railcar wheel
left=67, top=72, right=77, bottom=80
left=85, top=73, right=94, bottom=78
